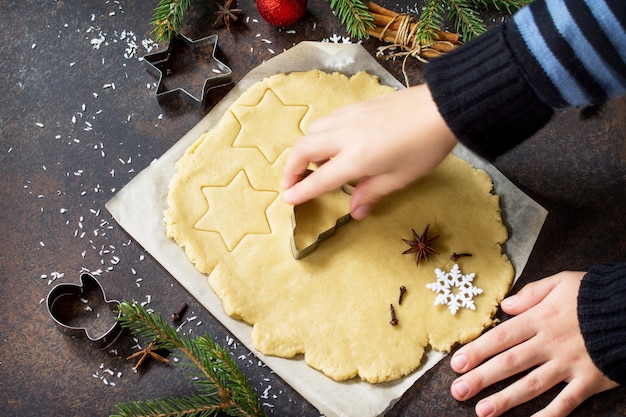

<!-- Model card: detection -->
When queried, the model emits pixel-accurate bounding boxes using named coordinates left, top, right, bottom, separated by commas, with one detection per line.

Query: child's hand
left=282, top=84, right=457, bottom=220
left=450, top=272, right=619, bottom=417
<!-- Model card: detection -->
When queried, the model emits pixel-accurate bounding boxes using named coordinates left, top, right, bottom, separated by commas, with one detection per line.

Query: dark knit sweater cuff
left=578, top=263, right=626, bottom=384
left=424, top=25, right=553, bottom=161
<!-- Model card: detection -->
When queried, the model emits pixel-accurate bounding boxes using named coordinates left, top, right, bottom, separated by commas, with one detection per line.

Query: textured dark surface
left=1, top=1, right=625, bottom=416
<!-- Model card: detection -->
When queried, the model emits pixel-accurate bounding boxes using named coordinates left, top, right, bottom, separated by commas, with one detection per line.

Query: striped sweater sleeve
left=425, top=0, right=626, bottom=385
left=424, top=0, right=626, bottom=160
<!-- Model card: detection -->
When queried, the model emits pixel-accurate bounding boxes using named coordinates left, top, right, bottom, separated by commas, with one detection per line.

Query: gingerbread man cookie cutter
left=46, top=273, right=122, bottom=349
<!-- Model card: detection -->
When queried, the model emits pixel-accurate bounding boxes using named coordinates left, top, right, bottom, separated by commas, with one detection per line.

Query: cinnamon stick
left=367, top=1, right=397, bottom=18
left=367, top=2, right=460, bottom=44
left=367, top=27, right=455, bottom=53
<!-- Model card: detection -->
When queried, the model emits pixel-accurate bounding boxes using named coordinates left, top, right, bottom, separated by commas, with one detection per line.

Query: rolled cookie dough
left=165, top=70, right=514, bottom=383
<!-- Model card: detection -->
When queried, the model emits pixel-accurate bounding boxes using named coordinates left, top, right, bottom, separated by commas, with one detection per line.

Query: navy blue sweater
left=425, top=0, right=626, bottom=385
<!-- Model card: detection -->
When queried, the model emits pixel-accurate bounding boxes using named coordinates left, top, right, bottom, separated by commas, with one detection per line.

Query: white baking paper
left=106, top=41, right=547, bottom=417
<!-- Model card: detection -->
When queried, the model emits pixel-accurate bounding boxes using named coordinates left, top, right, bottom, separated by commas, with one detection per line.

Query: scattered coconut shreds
left=92, top=361, right=123, bottom=387
left=27, top=8, right=299, bottom=408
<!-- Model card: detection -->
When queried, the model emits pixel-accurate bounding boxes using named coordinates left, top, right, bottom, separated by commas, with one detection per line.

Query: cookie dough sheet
left=106, top=41, right=547, bottom=417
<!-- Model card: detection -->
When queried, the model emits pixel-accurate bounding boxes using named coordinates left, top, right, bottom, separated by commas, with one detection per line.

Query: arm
left=284, top=0, right=626, bottom=414
left=426, top=0, right=626, bottom=160
left=284, top=0, right=626, bottom=213
left=440, top=2, right=626, bottom=414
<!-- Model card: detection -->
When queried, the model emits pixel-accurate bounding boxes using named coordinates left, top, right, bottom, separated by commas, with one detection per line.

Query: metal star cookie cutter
left=143, top=33, right=233, bottom=109
left=46, top=273, right=122, bottom=349
left=290, top=170, right=355, bottom=260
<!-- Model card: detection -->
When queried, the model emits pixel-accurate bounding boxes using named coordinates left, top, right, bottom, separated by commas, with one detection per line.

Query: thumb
left=501, top=274, right=561, bottom=315
left=349, top=175, right=402, bottom=220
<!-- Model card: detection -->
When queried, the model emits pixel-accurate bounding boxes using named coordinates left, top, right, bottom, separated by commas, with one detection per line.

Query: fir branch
left=414, top=0, right=446, bottom=46
left=111, top=301, right=267, bottom=417
left=447, top=0, right=487, bottom=41
left=328, top=0, right=375, bottom=39
left=472, top=0, right=532, bottom=14
left=151, top=0, right=194, bottom=43
left=111, top=395, right=226, bottom=417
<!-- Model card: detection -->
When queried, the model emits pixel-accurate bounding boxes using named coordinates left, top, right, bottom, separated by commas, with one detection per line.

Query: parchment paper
left=106, top=41, right=547, bottom=417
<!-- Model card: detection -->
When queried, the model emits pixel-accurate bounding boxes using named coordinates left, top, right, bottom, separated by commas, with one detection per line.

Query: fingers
left=282, top=102, right=362, bottom=192
left=450, top=271, right=602, bottom=417
left=282, top=84, right=458, bottom=212
left=451, top=333, right=545, bottom=401
left=283, top=157, right=359, bottom=206
left=535, top=374, right=619, bottom=417
left=500, top=274, right=562, bottom=316
left=457, top=359, right=617, bottom=417
left=282, top=134, right=339, bottom=193
left=472, top=366, right=613, bottom=417
left=470, top=360, right=565, bottom=417
left=348, top=174, right=413, bottom=220
left=451, top=312, right=537, bottom=375
left=533, top=380, right=593, bottom=417
left=450, top=274, right=568, bottom=383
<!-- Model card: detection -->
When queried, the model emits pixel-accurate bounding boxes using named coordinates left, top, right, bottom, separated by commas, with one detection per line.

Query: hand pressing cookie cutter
left=143, top=33, right=233, bottom=109
left=46, top=273, right=122, bottom=349
left=291, top=170, right=356, bottom=260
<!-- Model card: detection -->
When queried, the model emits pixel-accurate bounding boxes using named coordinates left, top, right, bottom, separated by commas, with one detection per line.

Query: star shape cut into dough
left=194, top=170, right=278, bottom=251
left=165, top=71, right=515, bottom=383
left=231, top=89, right=308, bottom=163
left=426, top=264, right=483, bottom=315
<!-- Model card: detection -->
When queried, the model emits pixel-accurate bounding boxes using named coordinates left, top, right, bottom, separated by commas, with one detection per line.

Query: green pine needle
left=150, top=0, right=194, bottom=43
left=472, top=0, right=532, bottom=14
left=111, top=301, right=267, bottom=417
left=415, top=0, right=445, bottom=46
left=111, top=395, right=225, bottom=417
left=328, top=0, right=375, bottom=39
left=149, top=0, right=531, bottom=45
left=447, top=0, right=487, bottom=41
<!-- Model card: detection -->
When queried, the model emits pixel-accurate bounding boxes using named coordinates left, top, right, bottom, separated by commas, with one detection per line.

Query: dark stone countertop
left=1, top=1, right=624, bottom=416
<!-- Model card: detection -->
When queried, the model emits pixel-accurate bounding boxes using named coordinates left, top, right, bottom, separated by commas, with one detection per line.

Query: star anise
left=126, top=340, right=169, bottom=371
left=402, top=224, right=440, bottom=266
left=213, top=0, right=242, bottom=30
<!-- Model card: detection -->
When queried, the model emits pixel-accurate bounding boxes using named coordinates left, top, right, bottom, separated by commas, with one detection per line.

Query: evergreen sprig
left=414, top=0, right=446, bottom=46
left=328, top=0, right=375, bottom=39
left=413, top=0, right=531, bottom=45
left=111, top=301, right=267, bottom=417
left=151, top=0, right=195, bottom=42
left=472, top=0, right=532, bottom=14
left=149, top=0, right=530, bottom=45
left=446, top=0, right=487, bottom=42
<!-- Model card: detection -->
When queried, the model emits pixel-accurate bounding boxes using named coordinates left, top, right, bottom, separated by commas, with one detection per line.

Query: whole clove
left=170, top=302, right=188, bottom=322
left=450, top=252, right=472, bottom=262
left=398, top=286, right=407, bottom=305
left=389, top=304, right=398, bottom=326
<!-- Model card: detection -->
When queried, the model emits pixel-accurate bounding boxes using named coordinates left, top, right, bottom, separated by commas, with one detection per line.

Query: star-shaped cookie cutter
left=143, top=33, right=233, bottom=109
left=291, top=170, right=355, bottom=260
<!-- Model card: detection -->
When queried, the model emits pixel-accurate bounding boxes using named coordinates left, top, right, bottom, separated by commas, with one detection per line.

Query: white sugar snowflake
left=426, top=264, right=483, bottom=315
left=322, top=34, right=354, bottom=44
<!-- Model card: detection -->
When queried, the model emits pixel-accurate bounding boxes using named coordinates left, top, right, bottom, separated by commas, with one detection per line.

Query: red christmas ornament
left=256, top=0, right=307, bottom=27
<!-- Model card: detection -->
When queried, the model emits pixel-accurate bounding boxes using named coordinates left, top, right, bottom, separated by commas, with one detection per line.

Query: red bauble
left=256, top=0, right=307, bottom=27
